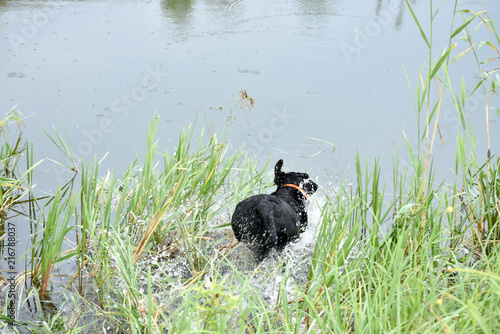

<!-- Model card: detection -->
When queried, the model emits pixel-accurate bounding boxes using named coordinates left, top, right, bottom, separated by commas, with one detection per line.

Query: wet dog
left=231, top=159, right=318, bottom=261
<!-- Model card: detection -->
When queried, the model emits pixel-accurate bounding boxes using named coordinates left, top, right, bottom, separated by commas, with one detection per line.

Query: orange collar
left=282, top=183, right=308, bottom=200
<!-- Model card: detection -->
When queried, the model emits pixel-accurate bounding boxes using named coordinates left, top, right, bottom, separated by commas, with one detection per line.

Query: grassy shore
left=1, top=1, right=500, bottom=333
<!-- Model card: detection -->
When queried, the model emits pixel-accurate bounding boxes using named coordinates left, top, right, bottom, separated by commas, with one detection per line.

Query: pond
left=1, top=0, right=500, bottom=329
left=2, top=0, right=498, bottom=191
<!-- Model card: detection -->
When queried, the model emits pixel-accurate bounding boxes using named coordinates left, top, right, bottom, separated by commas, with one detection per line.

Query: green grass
left=1, top=1, right=500, bottom=332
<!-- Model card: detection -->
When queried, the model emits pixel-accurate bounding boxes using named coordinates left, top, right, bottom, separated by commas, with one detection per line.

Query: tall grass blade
left=407, top=0, right=431, bottom=48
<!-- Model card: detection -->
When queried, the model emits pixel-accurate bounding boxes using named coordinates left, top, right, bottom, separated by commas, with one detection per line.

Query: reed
left=0, top=110, right=44, bottom=217
left=2, top=1, right=500, bottom=332
left=31, top=187, right=77, bottom=300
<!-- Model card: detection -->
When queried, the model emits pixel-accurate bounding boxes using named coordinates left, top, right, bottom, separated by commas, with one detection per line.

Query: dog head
left=273, top=159, right=318, bottom=195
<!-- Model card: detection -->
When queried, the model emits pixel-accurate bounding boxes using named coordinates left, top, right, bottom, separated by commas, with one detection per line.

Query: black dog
left=231, top=159, right=318, bottom=260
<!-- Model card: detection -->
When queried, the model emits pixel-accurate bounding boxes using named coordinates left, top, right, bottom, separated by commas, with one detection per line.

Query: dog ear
left=274, top=159, right=284, bottom=185
left=275, top=159, right=283, bottom=174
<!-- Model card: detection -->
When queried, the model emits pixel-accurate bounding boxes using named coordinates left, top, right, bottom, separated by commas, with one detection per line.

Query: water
left=2, top=0, right=499, bottom=193
left=1, top=0, right=500, bottom=327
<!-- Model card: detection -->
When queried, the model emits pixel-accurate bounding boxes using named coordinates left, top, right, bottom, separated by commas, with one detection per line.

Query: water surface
left=1, top=0, right=500, bottom=326
left=1, top=0, right=499, bottom=189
